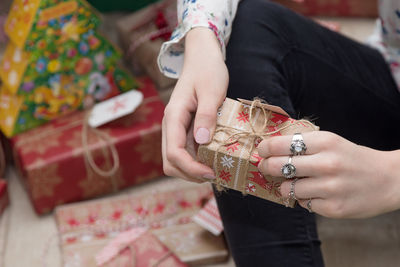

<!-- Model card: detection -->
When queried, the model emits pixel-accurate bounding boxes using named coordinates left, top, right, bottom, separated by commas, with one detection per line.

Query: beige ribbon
left=111, top=240, right=173, bottom=267
left=213, top=99, right=316, bottom=194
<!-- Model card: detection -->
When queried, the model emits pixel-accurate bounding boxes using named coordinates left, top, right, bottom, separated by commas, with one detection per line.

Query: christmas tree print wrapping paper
left=0, top=0, right=136, bottom=137
left=198, top=98, right=319, bottom=207
left=10, top=78, right=164, bottom=215
left=55, top=182, right=228, bottom=266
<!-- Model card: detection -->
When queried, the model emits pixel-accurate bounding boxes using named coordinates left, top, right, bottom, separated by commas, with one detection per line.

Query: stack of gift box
left=0, top=0, right=231, bottom=265
left=0, top=0, right=166, bottom=215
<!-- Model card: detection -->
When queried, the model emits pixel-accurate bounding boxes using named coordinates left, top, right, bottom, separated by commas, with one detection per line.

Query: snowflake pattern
left=219, top=170, right=232, bottom=183
left=236, top=111, right=249, bottom=123
left=220, top=155, right=234, bottom=169
left=246, top=183, right=256, bottom=193
left=225, top=142, right=239, bottom=153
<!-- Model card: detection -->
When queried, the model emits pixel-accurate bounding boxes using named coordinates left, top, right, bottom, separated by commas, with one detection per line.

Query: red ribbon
left=150, top=11, right=172, bottom=41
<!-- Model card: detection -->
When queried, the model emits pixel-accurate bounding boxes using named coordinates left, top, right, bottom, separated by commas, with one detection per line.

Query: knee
left=236, top=0, right=294, bottom=26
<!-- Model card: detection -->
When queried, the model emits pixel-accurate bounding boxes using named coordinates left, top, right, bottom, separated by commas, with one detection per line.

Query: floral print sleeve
left=157, top=0, right=240, bottom=79
left=367, top=0, right=400, bottom=91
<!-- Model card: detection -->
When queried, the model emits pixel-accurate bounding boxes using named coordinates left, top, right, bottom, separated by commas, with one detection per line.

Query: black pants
left=216, top=1, right=400, bottom=267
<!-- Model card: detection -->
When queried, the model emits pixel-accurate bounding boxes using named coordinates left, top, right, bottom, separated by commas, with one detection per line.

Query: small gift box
left=198, top=98, right=319, bottom=207
left=116, top=0, right=177, bottom=90
left=11, top=77, right=164, bottom=214
left=55, top=181, right=227, bottom=266
left=273, top=0, right=378, bottom=17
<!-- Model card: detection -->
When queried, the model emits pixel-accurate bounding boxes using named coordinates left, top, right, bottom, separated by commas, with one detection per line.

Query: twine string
left=82, top=110, right=120, bottom=180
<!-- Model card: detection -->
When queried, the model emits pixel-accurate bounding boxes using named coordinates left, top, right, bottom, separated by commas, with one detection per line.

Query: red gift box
left=11, top=77, right=164, bottom=215
left=274, top=0, right=378, bottom=17
left=0, top=180, right=8, bottom=217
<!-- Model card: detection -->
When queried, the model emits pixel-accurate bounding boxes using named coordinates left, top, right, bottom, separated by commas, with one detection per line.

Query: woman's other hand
left=257, top=131, right=400, bottom=218
left=162, top=27, right=229, bottom=182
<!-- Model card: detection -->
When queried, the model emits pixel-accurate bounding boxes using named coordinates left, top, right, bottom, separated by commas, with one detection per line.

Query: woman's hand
left=162, top=27, right=229, bottom=183
left=257, top=131, right=400, bottom=218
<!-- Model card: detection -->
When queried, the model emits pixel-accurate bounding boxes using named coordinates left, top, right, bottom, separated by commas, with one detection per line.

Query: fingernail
left=195, top=128, right=210, bottom=144
left=203, top=174, right=216, bottom=179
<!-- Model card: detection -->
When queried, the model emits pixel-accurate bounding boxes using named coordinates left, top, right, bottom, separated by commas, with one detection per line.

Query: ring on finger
left=281, top=156, right=296, bottom=179
left=306, top=198, right=313, bottom=213
left=290, top=133, right=307, bottom=156
left=289, top=178, right=299, bottom=200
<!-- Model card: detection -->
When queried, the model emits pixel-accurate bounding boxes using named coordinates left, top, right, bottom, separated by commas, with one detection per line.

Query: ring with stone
left=306, top=198, right=313, bottom=213
left=281, top=156, right=296, bottom=179
left=289, top=178, right=299, bottom=200
left=290, top=133, right=307, bottom=156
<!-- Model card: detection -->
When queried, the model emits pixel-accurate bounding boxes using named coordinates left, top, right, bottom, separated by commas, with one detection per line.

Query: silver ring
left=289, top=178, right=299, bottom=200
left=290, top=133, right=307, bottom=156
left=281, top=156, right=296, bottom=179
left=306, top=199, right=313, bottom=213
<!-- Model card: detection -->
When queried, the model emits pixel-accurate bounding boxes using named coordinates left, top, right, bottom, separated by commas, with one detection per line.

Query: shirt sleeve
left=157, top=0, right=241, bottom=79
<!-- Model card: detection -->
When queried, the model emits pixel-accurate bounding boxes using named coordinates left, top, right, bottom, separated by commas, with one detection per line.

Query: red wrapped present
left=273, top=0, right=378, bottom=17
left=55, top=181, right=228, bottom=266
left=11, top=77, right=164, bottom=215
left=0, top=180, right=8, bottom=217
left=117, top=0, right=177, bottom=90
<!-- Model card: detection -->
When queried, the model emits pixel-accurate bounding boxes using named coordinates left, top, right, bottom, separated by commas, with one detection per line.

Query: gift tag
left=89, top=90, right=143, bottom=128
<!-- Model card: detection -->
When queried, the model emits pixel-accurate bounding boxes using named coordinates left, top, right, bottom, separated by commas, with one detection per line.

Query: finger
left=163, top=118, right=208, bottom=183
left=258, top=131, right=338, bottom=158
left=259, top=154, right=325, bottom=177
left=193, top=94, right=225, bottom=145
left=297, top=198, right=324, bottom=214
left=297, top=198, right=348, bottom=218
left=165, top=105, right=216, bottom=179
left=280, top=177, right=330, bottom=199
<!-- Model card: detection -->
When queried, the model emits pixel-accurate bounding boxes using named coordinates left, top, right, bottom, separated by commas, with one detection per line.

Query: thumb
left=193, top=95, right=223, bottom=145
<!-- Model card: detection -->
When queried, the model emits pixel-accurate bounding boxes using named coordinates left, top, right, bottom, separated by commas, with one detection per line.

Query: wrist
left=185, top=27, right=223, bottom=60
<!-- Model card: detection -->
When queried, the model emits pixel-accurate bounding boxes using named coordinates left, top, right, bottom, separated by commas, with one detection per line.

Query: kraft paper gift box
left=273, top=0, right=378, bottom=17
left=0, top=0, right=137, bottom=137
left=11, top=77, right=164, bottom=214
left=55, top=182, right=228, bottom=266
left=116, top=0, right=176, bottom=90
left=198, top=98, right=319, bottom=207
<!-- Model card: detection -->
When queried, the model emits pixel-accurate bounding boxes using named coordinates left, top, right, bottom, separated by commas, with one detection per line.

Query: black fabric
left=216, top=1, right=400, bottom=267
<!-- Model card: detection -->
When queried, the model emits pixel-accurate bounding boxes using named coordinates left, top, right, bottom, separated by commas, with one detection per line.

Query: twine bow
left=213, top=99, right=316, bottom=194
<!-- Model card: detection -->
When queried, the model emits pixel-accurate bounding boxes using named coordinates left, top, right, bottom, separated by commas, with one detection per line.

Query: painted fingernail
left=203, top=174, right=216, bottom=179
left=195, top=128, right=210, bottom=144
